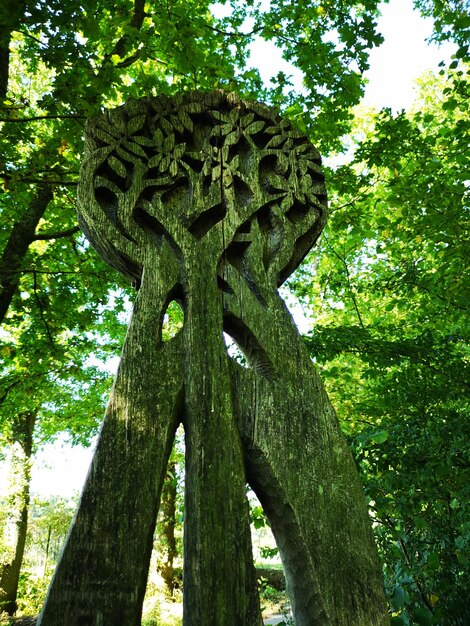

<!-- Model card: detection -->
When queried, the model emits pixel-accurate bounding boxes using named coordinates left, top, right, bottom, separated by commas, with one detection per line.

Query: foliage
left=296, top=57, right=470, bottom=625
left=0, top=0, right=469, bottom=622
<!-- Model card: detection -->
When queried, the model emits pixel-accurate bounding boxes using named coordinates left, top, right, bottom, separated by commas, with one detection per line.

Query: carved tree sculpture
left=38, top=91, right=388, bottom=626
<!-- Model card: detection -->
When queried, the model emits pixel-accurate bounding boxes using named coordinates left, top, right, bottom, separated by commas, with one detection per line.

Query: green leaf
left=371, top=430, right=389, bottom=444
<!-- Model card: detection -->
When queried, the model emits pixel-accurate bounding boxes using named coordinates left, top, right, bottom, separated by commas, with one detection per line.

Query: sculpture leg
left=38, top=263, right=184, bottom=626
left=225, top=274, right=388, bottom=626
left=182, top=256, right=262, bottom=625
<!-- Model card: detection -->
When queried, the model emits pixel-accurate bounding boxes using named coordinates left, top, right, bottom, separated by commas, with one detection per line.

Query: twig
left=33, top=226, right=80, bottom=241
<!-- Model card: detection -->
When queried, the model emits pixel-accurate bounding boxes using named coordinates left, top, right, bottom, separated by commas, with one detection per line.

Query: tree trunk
left=0, top=185, right=53, bottom=324
left=0, top=0, right=26, bottom=103
left=0, top=411, right=36, bottom=615
left=157, top=459, right=178, bottom=596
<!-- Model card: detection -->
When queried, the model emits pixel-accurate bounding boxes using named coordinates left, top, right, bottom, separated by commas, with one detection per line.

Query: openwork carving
left=39, top=91, right=387, bottom=626
left=78, top=91, right=327, bottom=292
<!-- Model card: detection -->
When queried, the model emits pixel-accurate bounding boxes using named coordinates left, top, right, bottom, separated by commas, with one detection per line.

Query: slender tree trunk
left=0, top=411, right=36, bottom=615
left=182, top=249, right=262, bottom=625
left=157, top=459, right=178, bottom=596
left=0, top=0, right=26, bottom=103
left=0, top=185, right=53, bottom=324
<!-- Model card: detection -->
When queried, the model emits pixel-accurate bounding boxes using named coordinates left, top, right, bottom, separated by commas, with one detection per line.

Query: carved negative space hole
left=247, top=489, right=287, bottom=594
left=140, top=185, right=158, bottom=202
left=235, top=220, right=251, bottom=235
left=162, top=301, right=184, bottom=341
left=160, top=177, right=190, bottom=209
left=256, top=204, right=272, bottom=234
left=144, top=167, right=160, bottom=180
left=188, top=202, right=227, bottom=239
left=223, top=333, right=248, bottom=368
left=277, top=220, right=323, bottom=286
left=96, top=159, right=131, bottom=192
left=181, top=153, right=204, bottom=173
left=134, top=206, right=166, bottom=243
left=228, top=135, right=252, bottom=172
left=249, top=128, right=271, bottom=150
left=259, top=154, right=277, bottom=182
left=233, top=176, right=254, bottom=207
left=286, top=199, right=310, bottom=224
left=143, top=425, right=185, bottom=602
left=223, top=314, right=275, bottom=380
left=217, top=275, right=234, bottom=295
left=224, top=240, right=251, bottom=270
left=95, top=186, right=118, bottom=224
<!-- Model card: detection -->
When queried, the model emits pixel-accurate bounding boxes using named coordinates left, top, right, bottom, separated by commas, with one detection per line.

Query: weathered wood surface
left=38, top=91, right=388, bottom=626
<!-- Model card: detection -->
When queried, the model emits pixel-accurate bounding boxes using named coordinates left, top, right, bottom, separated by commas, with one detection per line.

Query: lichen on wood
left=38, top=91, right=388, bottom=626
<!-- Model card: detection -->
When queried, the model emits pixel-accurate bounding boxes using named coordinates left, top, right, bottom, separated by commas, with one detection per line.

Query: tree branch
left=106, top=0, right=146, bottom=61
left=326, top=238, right=365, bottom=329
left=0, top=114, right=86, bottom=123
left=0, top=184, right=53, bottom=325
left=33, top=225, right=80, bottom=241
left=32, top=269, right=55, bottom=348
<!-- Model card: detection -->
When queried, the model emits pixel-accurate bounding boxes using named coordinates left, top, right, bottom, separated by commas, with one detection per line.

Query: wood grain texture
left=38, top=91, right=387, bottom=626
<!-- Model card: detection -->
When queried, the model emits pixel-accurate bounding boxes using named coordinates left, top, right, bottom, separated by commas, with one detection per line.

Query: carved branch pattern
left=78, top=91, right=327, bottom=294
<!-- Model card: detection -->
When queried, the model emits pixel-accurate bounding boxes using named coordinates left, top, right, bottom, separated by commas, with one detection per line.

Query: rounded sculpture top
left=78, top=90, right=328, bottom=286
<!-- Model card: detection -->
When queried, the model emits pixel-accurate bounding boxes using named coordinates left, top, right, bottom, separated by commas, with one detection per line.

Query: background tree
left=297, top=60, right=469, bottom=625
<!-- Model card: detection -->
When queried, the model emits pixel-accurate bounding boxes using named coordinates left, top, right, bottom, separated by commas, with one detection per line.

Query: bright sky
left=0, top=0, right=457, bottom=500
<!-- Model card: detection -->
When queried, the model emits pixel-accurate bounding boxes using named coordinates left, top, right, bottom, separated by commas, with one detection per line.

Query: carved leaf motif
left=132, top=135, right=154, bottom=147
left=275, top=155, right=289, bottom=174
left=92, top=127, right=118, bottom=145
left=299, top=160, right=308, bottom=176
left=229, top=108, right=239, bottom=123
left=112, top=112, right=128, bottom=134
left=148, top=154, right=162, bottom=168
left=265, top=134, right=285, bottom=148
left=163, top=134, right=176, bottom=152
left=186, top=150, right=205, bottom=163
left=179, top=111, right=193, bottom=132
left=127, top=114, right=146, bottom=134
left=116, top=146, right=138, bottom=163
left=153, top=128, right=164, bottom=147
left=170, top=114, right=185, bottom=133
left=306, top=161, right=323, bottom=177
left=266, top=174, right=289, bottom=192
left=160, top=118, right=173, bottom=134
left=122, top=140, right=147, bottom=158
left=185, top=102, right=203, bottom=114
left=160, top=156, right=172, bottom=172
left=108, top=156, right=127, bottom=178
left=169, top=160, right=178, bottom=177
left=264, top=125, right=279, bottom=135
left=96, top=121, right=121, bottom=138
left=240, top=113, right=255, bottom=127
left=173, top=143, right=186, bottom=159
left=244, top=121, right=265, bottom=134
left=210, top=110, right=229, bottom=122
left=224, top=130, right=241, bottom=146
left=211, top=126, right=223, bottom=138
